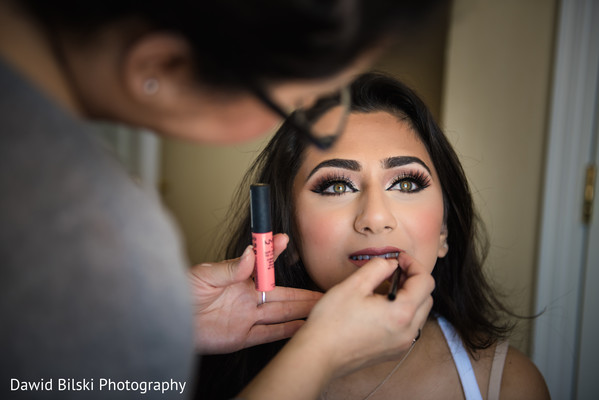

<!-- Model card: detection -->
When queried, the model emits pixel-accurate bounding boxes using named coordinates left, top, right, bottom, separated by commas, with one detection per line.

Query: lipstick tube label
left=252, top=232, right=275, bottom=291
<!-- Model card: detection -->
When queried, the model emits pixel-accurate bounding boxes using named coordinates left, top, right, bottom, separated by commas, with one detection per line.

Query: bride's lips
left=348, top=247, right=402, bottom=267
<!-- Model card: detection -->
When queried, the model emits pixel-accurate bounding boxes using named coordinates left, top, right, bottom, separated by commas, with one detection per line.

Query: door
left=532, top=1, right=599, bottom=399
left=575, top=121, right=599, bottom=399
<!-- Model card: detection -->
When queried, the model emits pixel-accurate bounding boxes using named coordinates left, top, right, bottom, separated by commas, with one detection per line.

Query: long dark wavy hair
left=194, top=72, right=513, bottom=399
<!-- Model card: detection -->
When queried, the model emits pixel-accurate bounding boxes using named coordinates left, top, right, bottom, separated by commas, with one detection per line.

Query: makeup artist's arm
left=239, top=253, right=434, bottom=400
left=188, top=233, right=322, bottom=354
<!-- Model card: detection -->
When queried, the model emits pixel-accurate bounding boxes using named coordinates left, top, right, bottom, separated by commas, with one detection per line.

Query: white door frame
left=532, top=0, right=599, bottom=399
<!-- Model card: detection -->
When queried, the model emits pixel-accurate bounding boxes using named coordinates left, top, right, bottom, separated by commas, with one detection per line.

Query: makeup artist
left=0, top=1, right=440, bottom=399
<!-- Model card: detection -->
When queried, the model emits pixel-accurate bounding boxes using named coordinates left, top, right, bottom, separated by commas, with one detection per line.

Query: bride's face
left=293, top=111, right=448, bottom=292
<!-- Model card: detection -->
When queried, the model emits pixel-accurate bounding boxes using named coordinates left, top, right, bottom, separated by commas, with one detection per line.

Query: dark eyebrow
left=382, top=156, right=431, bottom=174
left=306, top=158, right=361, bottom=181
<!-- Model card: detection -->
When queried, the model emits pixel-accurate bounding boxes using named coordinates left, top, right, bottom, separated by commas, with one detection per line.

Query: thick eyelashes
left=388, top=170, right=431, bottom=193
left=311, top=174, right=357, bottom=196
left=310, top=169, right=431, bottom=196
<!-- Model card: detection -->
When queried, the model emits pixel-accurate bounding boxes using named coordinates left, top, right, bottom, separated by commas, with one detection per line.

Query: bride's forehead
left=304, top=115, right=426, bottom=161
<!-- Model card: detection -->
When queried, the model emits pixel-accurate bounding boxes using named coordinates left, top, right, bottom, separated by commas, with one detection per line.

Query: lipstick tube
left=250, top=184, right=275, bottom=296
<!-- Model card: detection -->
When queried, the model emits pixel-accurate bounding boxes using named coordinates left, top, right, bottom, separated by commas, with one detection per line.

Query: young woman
left=198, top=72, right=550, bottom=399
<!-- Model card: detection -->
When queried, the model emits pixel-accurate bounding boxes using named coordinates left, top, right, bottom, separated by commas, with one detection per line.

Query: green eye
left=312, top=177, right=357, bottom=196
left=333, top=182, right=347, bottom=193
left=388, top=171, right=431, bottom=194
left=399, top=180, right=414, bottom=192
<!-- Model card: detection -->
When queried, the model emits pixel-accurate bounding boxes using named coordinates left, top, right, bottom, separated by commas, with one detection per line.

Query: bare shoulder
left=500, top=346, right=551, bottom=400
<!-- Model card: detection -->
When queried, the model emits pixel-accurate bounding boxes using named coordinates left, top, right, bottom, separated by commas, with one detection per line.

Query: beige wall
left=373, top=0, right=451, bottom=121
left=161, top=134, right=272, bottom=264
left=441, top=0, right=556, bottom=353
left=160, top=0, right=557, bottom=355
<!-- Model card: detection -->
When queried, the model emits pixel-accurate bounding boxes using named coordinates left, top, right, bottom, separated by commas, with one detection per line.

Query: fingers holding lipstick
left=239, top=232, right=290, bottom=283
left=387, top=251, right=434, bottom=347
left=367, top=252, right=434, bottom=338
left=196, top=233, right=289, bottom=288
left=190, top=232, right=314, bottom=354
left=393, top=251, right=435, bottom=309
left=344, top=256, right=399, bottom=294
left=296, top=251, right=434, bottom=376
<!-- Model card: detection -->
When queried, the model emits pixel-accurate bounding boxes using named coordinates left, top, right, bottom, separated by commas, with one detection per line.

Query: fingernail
left=242, top=245, right=253, bottom=260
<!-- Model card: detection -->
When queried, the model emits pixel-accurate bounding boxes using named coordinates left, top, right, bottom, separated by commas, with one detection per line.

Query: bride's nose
left=353, top=189, right=397, bottom=235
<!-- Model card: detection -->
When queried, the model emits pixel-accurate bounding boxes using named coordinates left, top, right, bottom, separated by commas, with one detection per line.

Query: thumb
left=192, top=245, right=255, bottom=289
left=229, top=245, right=256, bottom=283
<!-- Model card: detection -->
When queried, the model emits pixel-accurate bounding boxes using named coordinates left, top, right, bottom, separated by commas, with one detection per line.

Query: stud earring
left=143, top=78, right=159, bottom=95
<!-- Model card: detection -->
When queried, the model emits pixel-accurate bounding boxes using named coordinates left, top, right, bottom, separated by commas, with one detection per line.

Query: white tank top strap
left=437, top=316, right=483, bottom=400
left=487, top=340, right=509, bottom=400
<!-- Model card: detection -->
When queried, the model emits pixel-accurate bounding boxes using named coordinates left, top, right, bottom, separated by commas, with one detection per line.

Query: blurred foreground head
left=9, top=0, right=446, bottom=142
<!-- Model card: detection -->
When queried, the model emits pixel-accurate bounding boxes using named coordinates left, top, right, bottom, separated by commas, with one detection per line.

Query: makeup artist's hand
left=303, top=251, right=434, bottom=377
left=188, top=233, right=322, bottom=354
left=239, top=252, right=434, bottom=400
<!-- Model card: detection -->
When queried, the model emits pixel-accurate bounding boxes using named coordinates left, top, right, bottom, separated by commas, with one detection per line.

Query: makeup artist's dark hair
left=20, top=0, right=445, bottom=90
left=194, top=72, right=514, bottom=399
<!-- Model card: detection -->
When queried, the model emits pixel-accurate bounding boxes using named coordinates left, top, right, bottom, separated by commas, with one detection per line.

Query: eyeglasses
left=252, top=85, right=351, bottom=150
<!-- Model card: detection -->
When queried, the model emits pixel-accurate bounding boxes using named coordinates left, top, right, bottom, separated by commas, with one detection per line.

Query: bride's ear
left=438, top=224, right=448, bottom=258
